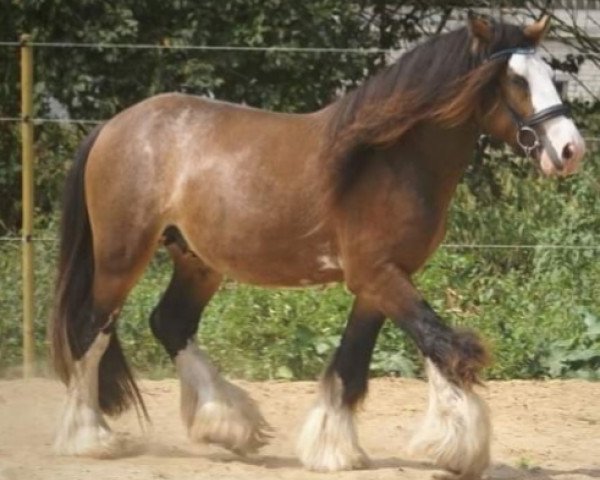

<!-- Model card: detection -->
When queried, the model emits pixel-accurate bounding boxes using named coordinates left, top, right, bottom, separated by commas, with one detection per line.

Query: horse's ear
left=467, top=11, right=493, bottom=50
left=524, top=15, right=551, bottom=44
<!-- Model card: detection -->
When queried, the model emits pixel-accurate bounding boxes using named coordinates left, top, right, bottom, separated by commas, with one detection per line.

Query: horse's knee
left=443, top=328, right=490, bottom=386
left=351, top=264, right=488, bottom=386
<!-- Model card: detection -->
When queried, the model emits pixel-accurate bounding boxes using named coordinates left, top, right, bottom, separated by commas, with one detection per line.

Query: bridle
left=484, top=47, right=571, bottom=167
left=507, top=103, right=570, bottom=158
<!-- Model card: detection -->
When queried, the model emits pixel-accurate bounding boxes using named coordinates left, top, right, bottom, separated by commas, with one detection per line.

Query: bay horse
left=50, top=14, right=585, bottom=479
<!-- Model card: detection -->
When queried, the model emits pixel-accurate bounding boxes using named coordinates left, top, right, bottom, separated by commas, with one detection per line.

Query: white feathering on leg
left=53, top=332, right=122, bottom=458
left=175, top=342, right=271, bottom=454
left=297, top=374, right=368, bottom=472
left=409, top=359, right=491, bottom=479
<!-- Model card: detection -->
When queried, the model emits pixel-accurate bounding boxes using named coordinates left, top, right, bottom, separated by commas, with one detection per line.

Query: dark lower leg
left=150, top=248, right=221, bottom=358
left=394, top=300, right=489, bottom=386
left=65, top=289, right=144, bottom=417
left=68, top=301, right=117, bottom=360
left=54, top=299, right=132, bottom=455
left=149, top=288, right=205, bottom=358
left=324, top=299, right=385, bottom=407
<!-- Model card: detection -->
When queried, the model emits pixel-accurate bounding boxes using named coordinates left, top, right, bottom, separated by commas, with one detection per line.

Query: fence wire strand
left=0, top=40, right=391, bottom=54
left=0, top=236, right=598, bottom=250
left=1, top=117, right=600, bottom=143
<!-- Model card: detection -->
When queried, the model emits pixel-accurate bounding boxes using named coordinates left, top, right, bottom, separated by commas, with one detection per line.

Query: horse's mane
left=323, top=20, right=533, bottom=208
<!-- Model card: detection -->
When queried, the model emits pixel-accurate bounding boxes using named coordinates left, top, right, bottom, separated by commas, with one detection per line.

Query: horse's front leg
left=400, top=301, right=491, bottom=480
left=356, top=266, right=491, bottom=480
left=297, top=298, right=385, bottom=471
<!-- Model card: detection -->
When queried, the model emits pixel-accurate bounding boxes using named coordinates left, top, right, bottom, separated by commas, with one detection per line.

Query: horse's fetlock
left=448, top=329, right=490, bottom=386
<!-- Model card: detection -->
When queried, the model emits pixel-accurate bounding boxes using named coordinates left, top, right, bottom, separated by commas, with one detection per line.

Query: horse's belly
left=178, top=198, right=343, bottom=287
left=196, top=240, right=345, bottom=287
left=227, top=260, right=344, bottom=287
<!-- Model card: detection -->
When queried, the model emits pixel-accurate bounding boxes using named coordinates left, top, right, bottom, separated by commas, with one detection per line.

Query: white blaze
left=508, top=53, right=584, bottom=175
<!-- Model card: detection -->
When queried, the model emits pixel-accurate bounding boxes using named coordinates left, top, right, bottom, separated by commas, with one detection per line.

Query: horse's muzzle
left=538, top=137, right=585, bottom=176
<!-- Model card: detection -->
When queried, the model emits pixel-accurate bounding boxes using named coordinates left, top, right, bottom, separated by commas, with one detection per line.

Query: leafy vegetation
left=0, top=2, right=598, bottom=380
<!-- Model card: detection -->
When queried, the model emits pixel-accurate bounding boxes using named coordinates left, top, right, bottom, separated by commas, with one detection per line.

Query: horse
left=49, top=14, right=585, bottom=480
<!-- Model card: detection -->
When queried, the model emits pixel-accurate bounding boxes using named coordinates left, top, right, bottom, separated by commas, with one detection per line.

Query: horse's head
left=474, top=15, right=585, bottom=176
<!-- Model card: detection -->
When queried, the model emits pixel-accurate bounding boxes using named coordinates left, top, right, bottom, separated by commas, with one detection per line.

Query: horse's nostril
left=562, top=143, right=575, bottom=161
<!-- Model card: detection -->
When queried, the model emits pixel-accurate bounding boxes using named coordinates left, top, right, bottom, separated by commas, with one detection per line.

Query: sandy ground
left=0, top=377, right=598, bottom=480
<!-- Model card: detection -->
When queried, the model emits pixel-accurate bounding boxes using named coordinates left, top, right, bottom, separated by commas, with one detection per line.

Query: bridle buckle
left=516, top=125, right=540, bottom=157
left=505, top=104, right=570, bottom=159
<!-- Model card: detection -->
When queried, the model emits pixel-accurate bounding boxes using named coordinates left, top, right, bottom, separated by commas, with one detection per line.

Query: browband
left=487, top=47, right=536, bottom=62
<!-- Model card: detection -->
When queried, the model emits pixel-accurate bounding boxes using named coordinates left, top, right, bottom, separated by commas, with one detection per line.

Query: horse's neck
left=370, top=121, right=478, bottom=219
left=398, top=121, right=479, bottom=209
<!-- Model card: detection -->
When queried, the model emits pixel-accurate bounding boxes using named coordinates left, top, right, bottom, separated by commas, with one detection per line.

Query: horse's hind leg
left=150, top=237, right=270, bottom=454
left=54, top=327, right=115, bottom=457
left=54, top=228, right=157, bottom=457
left=298, top=298, right=384, bottom=471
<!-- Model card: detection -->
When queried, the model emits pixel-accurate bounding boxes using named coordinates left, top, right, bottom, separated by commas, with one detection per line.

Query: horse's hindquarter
left=88, top=93, right=340, bottom=286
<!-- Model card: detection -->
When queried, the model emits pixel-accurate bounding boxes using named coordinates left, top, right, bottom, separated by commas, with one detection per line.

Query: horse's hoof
left=432, top=470, right=486, bottom=480
left=300, top=447, right=370, bottom=472
left=187, top=400, right=272, bottom=455
left=297, top=397, right=369, bottom=472
left=54, top=427, right=123, bottom=458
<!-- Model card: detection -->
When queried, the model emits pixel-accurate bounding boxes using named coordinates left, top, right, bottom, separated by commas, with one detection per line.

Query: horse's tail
left=50, top=125, right=147, bottom=418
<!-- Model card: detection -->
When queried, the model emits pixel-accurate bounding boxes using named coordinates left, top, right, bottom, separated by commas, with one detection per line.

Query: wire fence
left=0, top=40, right=395, bottom=54
left=1, top=235, right=600, bottom=250
left=2, top=114, right=600, bottom=143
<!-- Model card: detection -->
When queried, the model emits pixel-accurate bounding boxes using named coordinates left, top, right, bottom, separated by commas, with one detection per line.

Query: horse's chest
left=393, top=222, right=447, bottom=274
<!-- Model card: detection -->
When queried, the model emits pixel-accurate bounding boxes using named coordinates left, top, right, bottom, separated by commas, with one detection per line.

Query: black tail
left=50, top=125, right=147, bottom=419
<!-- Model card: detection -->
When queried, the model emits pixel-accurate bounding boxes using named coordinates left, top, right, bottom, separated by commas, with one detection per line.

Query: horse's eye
left=510, top=75, right=529, bottom=91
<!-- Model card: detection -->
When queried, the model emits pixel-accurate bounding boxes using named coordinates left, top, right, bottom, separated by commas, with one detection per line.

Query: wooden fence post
left=20, top=34, right=35, bottom=378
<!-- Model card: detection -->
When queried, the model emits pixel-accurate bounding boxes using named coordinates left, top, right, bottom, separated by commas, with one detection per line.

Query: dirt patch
left=0, top=378, right=598, bottom=480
